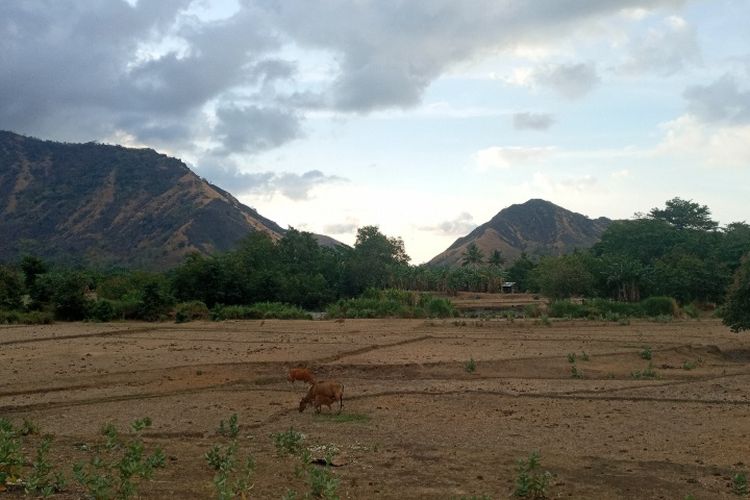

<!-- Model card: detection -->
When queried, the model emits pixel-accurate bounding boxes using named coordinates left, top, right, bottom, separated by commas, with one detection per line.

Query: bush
left=175, top=301, right=209, bottom=323
left=326, top=289, right=455, bottom=319
left=0, top=310, right=54, bottom=325
left=723, top=255, right=750, bottom=332
left=212, top=303, right=311, bottom=321
left=641, top=296, right=679, bottom=317
left=88, top=299, right=116, bottom=322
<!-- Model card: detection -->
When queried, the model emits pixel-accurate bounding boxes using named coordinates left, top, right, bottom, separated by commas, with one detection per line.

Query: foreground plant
left=206, top=415, right=254, bottom=500
left=514, top=451, right=552, bottom=499
left=465, top=357, right=477, bottom=373
left=273, top=429, right=340, bottom=500
left=1, top=418, right=65, bottom=497
left=73, top=417, right=166, bottom=500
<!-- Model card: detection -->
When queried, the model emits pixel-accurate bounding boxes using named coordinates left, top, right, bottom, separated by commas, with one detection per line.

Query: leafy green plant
left=566, top=353, right=576, bottom=363
left=514, top=451, right=552, bottom=498
left=570, top=364, right=583, bottom=379
left=25, top=434, right=66, bottom=497
left=0, top=418, right=24, bottom=490
left=640, top=346, right=652, bottom=360
left=205, top=441, right=254, bottom=500
left=733, top=472, right=748, bottom=496
left=73, top=417, right=166, bottom=500
left=218, top=414, right=239, bottom=438
left=272, top=428, right=305, bottom=456
left=465, top=357, right=477, bottom=373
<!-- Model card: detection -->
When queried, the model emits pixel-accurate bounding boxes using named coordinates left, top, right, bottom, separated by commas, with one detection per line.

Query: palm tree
left=461, top=242, right=484, bottom=268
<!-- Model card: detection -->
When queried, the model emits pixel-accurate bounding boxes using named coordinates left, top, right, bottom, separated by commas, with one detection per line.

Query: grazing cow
left=287, top=367, right=315, bottom=385
left=298, top=380, right=344, bottom=414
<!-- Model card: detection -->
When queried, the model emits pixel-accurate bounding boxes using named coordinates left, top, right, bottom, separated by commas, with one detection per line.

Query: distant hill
left=428, top=199, right=611, bottom=267
left=0, top=130, right=338, bottom=268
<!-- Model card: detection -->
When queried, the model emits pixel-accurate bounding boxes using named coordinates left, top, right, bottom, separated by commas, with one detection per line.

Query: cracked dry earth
left=1, top=318, right=749, bottom=499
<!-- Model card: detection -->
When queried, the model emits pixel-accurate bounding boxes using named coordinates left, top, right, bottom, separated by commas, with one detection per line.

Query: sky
left=1, top=0, right=749, bottom=263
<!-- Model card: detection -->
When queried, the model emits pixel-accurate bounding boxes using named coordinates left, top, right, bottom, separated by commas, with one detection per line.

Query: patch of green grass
left=631, top=363, right=658, bottom=380
left=639, top=346, right=653, bottom=360
left=570, top=364, right=584, bottom=379
left=566, top=353, right=576, bottom=364
left=465, top=357, right=477, bottom=373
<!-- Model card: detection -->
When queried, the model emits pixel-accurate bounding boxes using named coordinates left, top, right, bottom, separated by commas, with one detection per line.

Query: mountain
left=428, top=199, right=612, bottom=267
left=0, top=130, right=334, bottom=268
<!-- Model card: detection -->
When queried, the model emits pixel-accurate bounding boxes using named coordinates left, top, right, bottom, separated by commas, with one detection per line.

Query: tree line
left=0, top=198, right=748, bottom=330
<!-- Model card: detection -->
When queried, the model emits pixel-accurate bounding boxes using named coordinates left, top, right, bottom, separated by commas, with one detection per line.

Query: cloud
left=275, top=170, right=347, bottom=200
left=420, top=212, right=477, bottom=235
left=214, top=104, right=302, bottom=154
left=474, top=146, right=555, bottom=170
left=0, top=0, right=690, bottom=154
left=684, top=75, right=750, bottom=125
left=619, top=15, right=701, bottom=76
left=195, top=158, right=346, bottom=200
left=531, top=172, right=599, bottom=194
left=324, top=222, right=358, bottom=234
left=513, top=112, right=556, bottom=130
left=533, top=63, right=601, bottom=99
left=657, top=114, right=750, bottom=168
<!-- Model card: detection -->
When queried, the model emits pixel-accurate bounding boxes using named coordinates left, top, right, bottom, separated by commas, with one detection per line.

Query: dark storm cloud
left=513, top=112, right=556, bottom=130
left=214, top=104, right=302, bottom=154
left=1, top=0, right=688, bottom=150
left=684, top=75, right=750, bottom=125
left=196, top=155, right=346, bottom=201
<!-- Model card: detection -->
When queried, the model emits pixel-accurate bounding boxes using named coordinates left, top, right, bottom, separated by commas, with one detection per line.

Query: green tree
left=461, top=243, right=484, bottom=267
left=488, top=249, right=505, bottom=267
left=0, top=266, right=24, bottom=310
left=20, top=255, right=48, bottom=290
left=506, top=253, right=536, bottom=292
left=344, top=226, right=410, bottom=294
left=531, top=253, right=595, bottom=299
left=648, top=197, right=718, bottom=231
left=723, top=254, right=750, bottom=332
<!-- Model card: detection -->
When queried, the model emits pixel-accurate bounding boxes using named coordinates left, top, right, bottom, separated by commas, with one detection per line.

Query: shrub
left=640, top=346, right=652, bottom=360
left=212, top=302, right=311, bottom=321
left=88, top=299, right=116, bottom=322
left=523, top=304, right=542, bottom=318
left=682, top=303, right=700, bottom=319
left=326, top=289, right=455, bottom=319
left=0, top=310, right=54, bottom=325
left=465, top=358, right=477, bottom=373
left=641, top=296, right=679, bottom=317
left=175, top=301, right=209, bottom=323
left=732, top=472, right=748, bottom=496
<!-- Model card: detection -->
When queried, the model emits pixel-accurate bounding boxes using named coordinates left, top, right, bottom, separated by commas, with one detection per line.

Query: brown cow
left=298, top=380, right=344, bottom=414
left=287, top=367, right=315, bottom=385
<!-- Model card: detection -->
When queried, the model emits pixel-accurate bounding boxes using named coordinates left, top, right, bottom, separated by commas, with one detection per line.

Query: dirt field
left=1, top=318, right=749, bottom=499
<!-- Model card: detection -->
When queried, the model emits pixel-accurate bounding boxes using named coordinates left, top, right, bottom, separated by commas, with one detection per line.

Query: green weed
left=514, top=450, right=552, bottom=498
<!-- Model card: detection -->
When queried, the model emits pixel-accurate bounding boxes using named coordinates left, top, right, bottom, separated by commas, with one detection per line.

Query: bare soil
left=1, top=318, right=749, bottom=499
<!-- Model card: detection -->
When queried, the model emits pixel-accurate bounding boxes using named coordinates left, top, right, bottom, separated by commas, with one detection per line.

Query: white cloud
left=419, top=212, right=477, bottom=235
left=619, top=15, right=700, bottom=76
left=513, top=112, right=556, bottom=130
left=474, top=146, right=555, bottom=170
left=656, top=114, right=750, bottom=168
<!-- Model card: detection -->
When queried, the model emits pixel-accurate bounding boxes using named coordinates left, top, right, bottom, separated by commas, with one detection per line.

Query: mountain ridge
left=0, top=130, right=329, bottom=268
left=428, top=199, right=612, bottom=267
